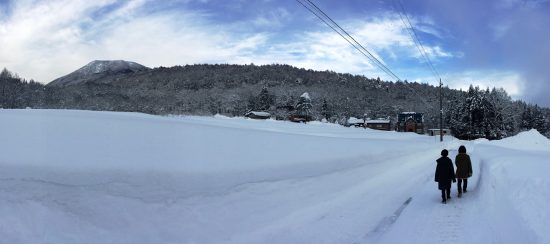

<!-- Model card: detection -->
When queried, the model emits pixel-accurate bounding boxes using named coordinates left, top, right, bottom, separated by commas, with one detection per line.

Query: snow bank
left=482, top=129, right=550, bottom=151
left=471, top=142, right=550, bottom=243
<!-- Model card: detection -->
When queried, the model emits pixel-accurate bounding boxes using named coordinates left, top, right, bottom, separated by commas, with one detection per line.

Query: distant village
left=245, top=110, right=450, bottom=137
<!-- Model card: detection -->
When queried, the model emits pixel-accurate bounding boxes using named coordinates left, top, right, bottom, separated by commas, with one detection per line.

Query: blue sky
left=1, top=0, right=549, bottom=106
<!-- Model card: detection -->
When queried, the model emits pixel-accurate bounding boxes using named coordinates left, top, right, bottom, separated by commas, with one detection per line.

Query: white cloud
left=239, top=12, right=457, bottom=81
left=0, top=0, right=269, bottom=82
left=441, top=70, right=526, bottom=98
left=0, top=0, right=118, bottom=80
left=225, top=30, right=389, bottom=80
left=351, top=13, right=458, bottom=61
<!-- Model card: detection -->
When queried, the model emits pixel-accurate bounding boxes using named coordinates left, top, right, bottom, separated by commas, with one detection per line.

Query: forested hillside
left=1, top=64, right=548, bottom=139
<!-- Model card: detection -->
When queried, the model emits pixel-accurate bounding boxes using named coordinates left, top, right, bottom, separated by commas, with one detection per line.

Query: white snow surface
left=1, top=109, right=549, bottom=244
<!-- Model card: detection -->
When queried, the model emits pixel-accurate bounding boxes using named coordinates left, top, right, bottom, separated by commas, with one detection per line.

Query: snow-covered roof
left=246, top=111, right=270, bottom=117
left=397, top=112, right=423, bottom=123
left=300, top=92, right=310, bottom=99
left=365, top=119, right=390, bottom=124
left=347, top=117, right=364, bottom=124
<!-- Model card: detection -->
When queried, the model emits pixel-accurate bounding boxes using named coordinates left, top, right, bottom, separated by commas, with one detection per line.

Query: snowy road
left=370, top=141, right=546, bottom=244
left=370, top=146, right=479, bottom=243
left=1, top=110, right=549, bottom=243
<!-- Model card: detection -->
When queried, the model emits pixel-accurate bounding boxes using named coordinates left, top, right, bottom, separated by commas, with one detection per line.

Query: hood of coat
left=436, top=156, right=448, bottom=164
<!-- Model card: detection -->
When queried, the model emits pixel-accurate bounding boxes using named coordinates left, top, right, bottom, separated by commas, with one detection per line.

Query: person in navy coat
left=435, top=149, right=456, bottom=204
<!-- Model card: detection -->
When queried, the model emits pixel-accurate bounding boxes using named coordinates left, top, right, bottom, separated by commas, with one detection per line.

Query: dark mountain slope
left=48, top=60, right=149, bottom=87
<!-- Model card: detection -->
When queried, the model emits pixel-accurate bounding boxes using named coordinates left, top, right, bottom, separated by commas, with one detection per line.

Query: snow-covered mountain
left=1, top=109, right=549, bottom=243
left=48, top=60, right=149, bottom=86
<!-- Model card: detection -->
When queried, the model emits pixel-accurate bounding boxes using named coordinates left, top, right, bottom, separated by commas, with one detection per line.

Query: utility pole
left=439, top=78, right=443, bottom=142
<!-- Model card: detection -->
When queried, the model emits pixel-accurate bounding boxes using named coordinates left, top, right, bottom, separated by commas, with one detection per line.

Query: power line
left=393, top=0, right=446, bottom=141
left=296, top=0, right=437, bottom=110
left=393, top=1, right=450, bottom=107
left=394, top=0, right=441, bottom=81
left=296, top=0, right=401, bottom=81
left=303, top=0, right=399, bottom=80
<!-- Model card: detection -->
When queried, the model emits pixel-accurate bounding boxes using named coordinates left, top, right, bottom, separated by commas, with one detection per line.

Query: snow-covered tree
left=248, top=87, right=274, bottom=112
left=296, top=92, right=313, bottom=121
left=487, top=87, right=515, bottom=137
left=448, top=86, right=503, bottom=140
left=321, top=99, right=332, bottom=121
left=256, top=87, right=274, bottom=111
left=522, top=105, right=549, bottom=134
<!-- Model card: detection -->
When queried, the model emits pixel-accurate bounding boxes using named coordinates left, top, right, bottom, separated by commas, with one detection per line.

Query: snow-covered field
left=1, top=109, right=549, bottom=243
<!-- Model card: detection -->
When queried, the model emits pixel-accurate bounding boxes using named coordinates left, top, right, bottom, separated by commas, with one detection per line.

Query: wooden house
left=365, top=119, right=392, bottom=131
left=397, top=112, right=424, bottom=134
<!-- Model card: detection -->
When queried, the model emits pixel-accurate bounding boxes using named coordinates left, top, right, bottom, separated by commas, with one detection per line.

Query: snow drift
left=0, top=109, right=549, bottom=243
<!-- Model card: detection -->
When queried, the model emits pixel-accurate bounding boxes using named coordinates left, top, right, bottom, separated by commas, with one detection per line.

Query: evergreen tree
left=448, top=86, right=501, bottom=140
left=296, top=92, right=313, bottom=121
left=321, top=99, right=331, bottom=120
left=257, top=87, right=274, bottom=111
left=479, top=88, right=501, bottom=139
left=248, top=87, right=274, bottom=112
left=447, top=93, right=468, bottom=138
left=487, top=87, right=514, bottom=137
left=528, top=105, right=549, bottom=134
left=521, top=105, right=533, bottom=130
left=0, top=68, right=25, bottom=108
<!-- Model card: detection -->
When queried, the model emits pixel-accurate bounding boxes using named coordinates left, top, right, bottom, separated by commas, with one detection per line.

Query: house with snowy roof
left=365, top=118, right=392, bottom=131
left=397, top=112, right=424, bottom=134
left=245, top=111, right=271, bottom=120
left=346, top=117, right=365, bottom=127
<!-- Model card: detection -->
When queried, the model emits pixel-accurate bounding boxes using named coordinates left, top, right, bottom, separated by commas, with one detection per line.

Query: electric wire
left=296, top=0, right=400, bottom=81
left=395, top=0, right=440, bottom=81
left=296, top=0, right=436, bottom=110
left=303, top=0, right=400, bottom=81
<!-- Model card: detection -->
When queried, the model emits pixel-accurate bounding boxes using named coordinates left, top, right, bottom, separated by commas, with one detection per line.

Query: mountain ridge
left=48, top=60, right=149, bottom=87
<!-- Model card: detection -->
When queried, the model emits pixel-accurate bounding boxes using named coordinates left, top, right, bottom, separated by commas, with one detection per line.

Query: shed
left=245, top=111, right=271, bottom=120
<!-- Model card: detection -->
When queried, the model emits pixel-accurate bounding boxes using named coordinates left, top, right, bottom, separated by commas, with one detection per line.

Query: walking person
left=435, top=149, right=456, bottom=204
left=455, top=145, right=473, bottom=197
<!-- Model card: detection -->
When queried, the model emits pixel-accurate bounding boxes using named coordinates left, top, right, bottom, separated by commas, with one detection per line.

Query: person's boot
left=458, top=192, right=462, bottom=198
left=441, top=198, right=447, bottom=204
left=464, top=189, right=467, bottom=193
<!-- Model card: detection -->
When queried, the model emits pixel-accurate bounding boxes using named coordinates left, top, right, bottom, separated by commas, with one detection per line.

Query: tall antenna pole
left=439, top=78, right=443, bottom=142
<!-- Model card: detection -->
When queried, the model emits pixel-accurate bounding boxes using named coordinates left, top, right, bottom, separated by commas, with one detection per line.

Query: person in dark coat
left=455, top=145, right=473, bottom=197
left=435, top=149, right=456, bottom=204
